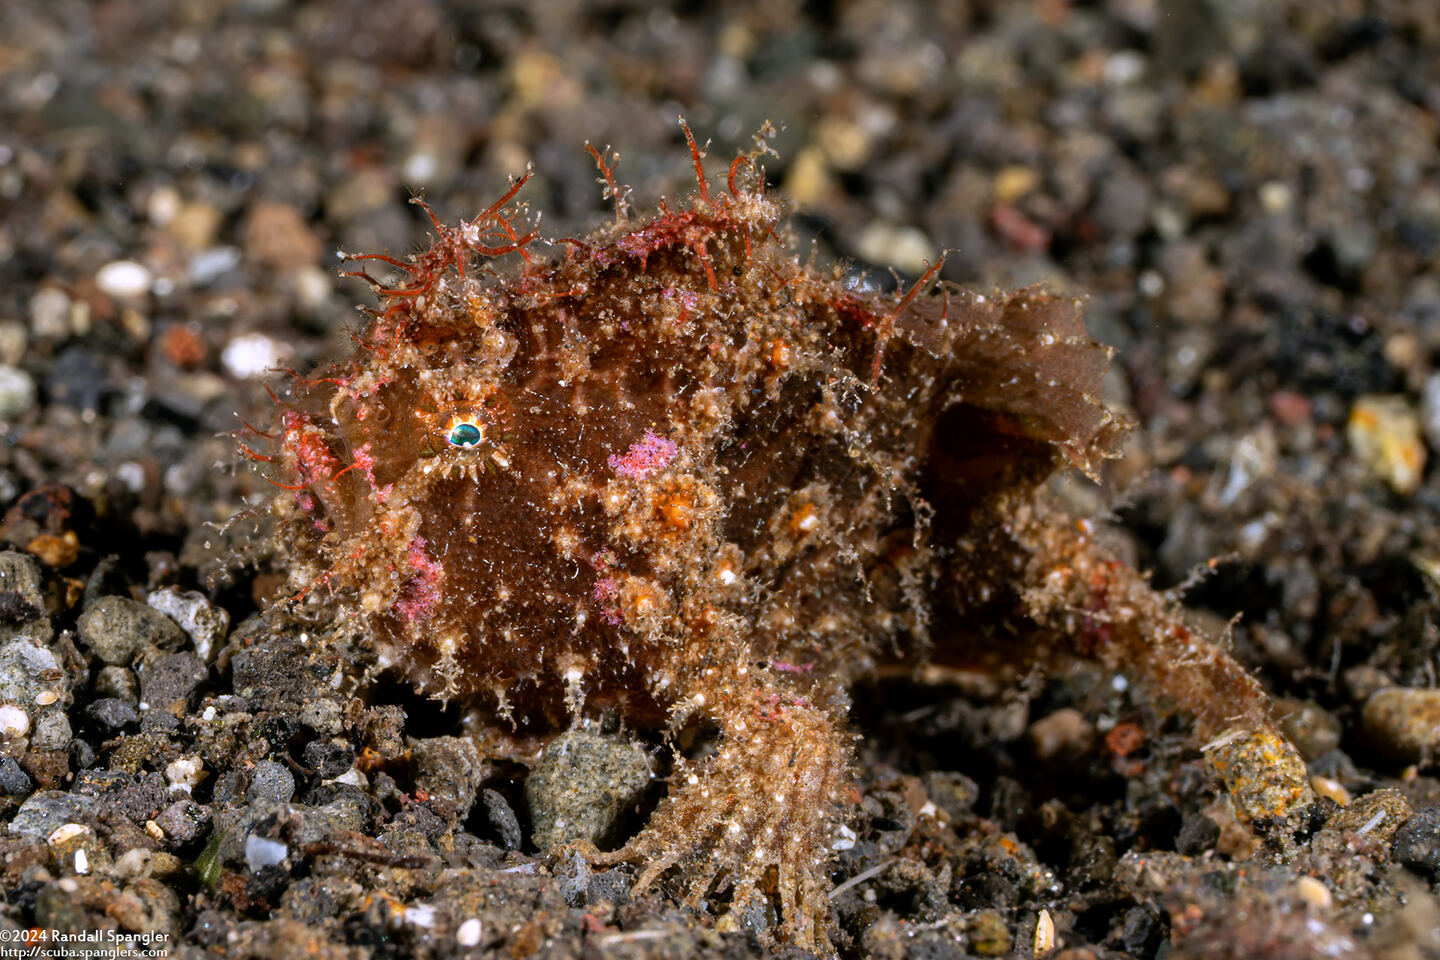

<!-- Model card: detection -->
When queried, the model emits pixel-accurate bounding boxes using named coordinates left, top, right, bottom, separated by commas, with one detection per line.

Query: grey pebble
left=85, top=697, right=140, bottom=734
left=74, top=769, right=167, bottom=824
left=1328, top=787, right=1413, bottom=845
left=482, top=788, right=523, bottom=851
left=146, top=587, right=229, bottom=664
left=524, top=728, right=650, bottom=851
left=298, top=697, right=344, bottom=737
left=77, top=596, right=187, bottom=666
left=30, top=708, right=71, bottom=751
left=302, top=738, right=354, bottom=780
left=586, top=866, right=632, bottom=906
left=8, top=789, right=97, bottom=840
left=139, top=651, right=207, bottom=712
left=154, top=799, right=211, bottom=845
left=0, top=756, right=33, bottom=796
left=308, top=784, right=375, bottom=835
left=1176, top=812, right=1220, bottom=855
left=412, top=735, right=484, bottom=819
left=1392, top=806, right=1440, bottom=881
left=922, top=771, right=980, bottom=820
left=247, top=760, right=296, bottom=803
left=94, top=665, right=139, bottom=703
left=0, top=636, right=64, bottom=714
left=0, top=551, right=45, bottom=632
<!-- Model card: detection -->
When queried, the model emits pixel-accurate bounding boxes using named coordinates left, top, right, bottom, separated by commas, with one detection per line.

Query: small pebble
left=247, top=759, right=296, bottom=803
left=1029, top=707, right=1094, bottom=760
left=187, top=246, right=242, bottom=285
left=0, top=756, right=33, bottom=795
left=1203, top=724, right=1315, bottom=823
left=8, top=790, right=97, bottom=840
left=0, top=365, right=36, bottom=420
left=1347, top=395, right=1426, bottom=495
left=854, top=222, right=939, bottom=276
left=84, top=697, right=140, bottom=734
left=221, top=332, right=288, bottom=380
left=147, top=588, right=230, bottom=664
left=139, top=651, right=207, bottom=712
left=481, top=788, right=523, bottom=851
left=153, top=799, right=210, bottom=844
left=0, top=703, right=30, bottom=739
left=302, top=738, right=355, bottom=780
left=30, top=709, right=70, bottom=751
left=0, top=640, right=64, bottom=719
left=244, top=834, right=289, bottom=871
left=1175, top=812, right=1220, bottom=855
left=1274, top=697, right=1342, bottom=760
left=77, top=596, right=188, bottom=666
left=525, top=728, right=650, bottom=850
left=1328, top=787, right=1412, bottom=845
left=28, top=287, right=71, bottom=339
left=968, top=909, right=1012, bottom=956
left=1362, top=686, right=1440, bottom=763
left=456, top=917, right=483, bottom=948
left=1420, top=373, right=1440, bottom=452
left=1391, top=806, right=1440, bottom=881
left=923, top=770, right=980, bottom=820
left=94, top=665, right=139, bottom=703
left=95, top=260, right=153, bottom=299
left=164, top=756, right=205, bottom=795
left=1295, top=875, right=1332, bottom=910
left=412, top=736, right=484, bottom=818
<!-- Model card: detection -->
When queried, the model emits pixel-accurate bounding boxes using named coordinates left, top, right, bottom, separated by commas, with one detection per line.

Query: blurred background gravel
left=2, top=1, right=1440, bottom=957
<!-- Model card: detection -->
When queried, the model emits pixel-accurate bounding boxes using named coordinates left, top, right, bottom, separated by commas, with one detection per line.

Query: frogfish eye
left=447, top=420, right=484, bottom=448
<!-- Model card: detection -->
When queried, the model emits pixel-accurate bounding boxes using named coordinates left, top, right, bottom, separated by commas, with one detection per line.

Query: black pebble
left=1392, top=806, right=1440, bottom=880
left=1176, top=812, right=1220, bottom=855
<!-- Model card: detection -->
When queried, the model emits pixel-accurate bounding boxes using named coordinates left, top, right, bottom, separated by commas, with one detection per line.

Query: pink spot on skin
left=282, top=410, right=340, bottom=484
left=772, top=660, right=814, bottom=674
left=593, top=577, right=623, bottom=626
left=394, top=537, right=444, bottom=622
left=608, top=430, right=678, bottom=480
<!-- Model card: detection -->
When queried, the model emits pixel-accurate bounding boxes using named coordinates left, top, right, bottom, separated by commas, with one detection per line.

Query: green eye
left=447, top=421, right=483, bottom=448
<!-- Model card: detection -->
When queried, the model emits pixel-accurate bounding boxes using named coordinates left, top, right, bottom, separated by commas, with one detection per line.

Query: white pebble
left=0, top=704, right=30, bottom=738
left=96, top=260, right=153, bottom=299
left=244, top=834, right=288, bottom=871
left=0, top=365, right=36, bottom=420
left=222, top=332, right=288, bottom=379
left=47, top=823, right=90, bottom=845
left=28, top=287, right=71, bottom=338
left=457, top=917, right=482, bottom=947
left=403, top=151, right=438, bottom=184
left=334, top=767, right=368, bottom=788
left=165, top=755, right=205, bottom=794
left=292, top=265, right=332, bottom=310
left=401, top=903, right=436, bottom=928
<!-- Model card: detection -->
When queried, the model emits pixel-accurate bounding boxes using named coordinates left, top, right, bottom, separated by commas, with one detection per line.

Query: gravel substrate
left=2, top=1, right=1440, bottom=957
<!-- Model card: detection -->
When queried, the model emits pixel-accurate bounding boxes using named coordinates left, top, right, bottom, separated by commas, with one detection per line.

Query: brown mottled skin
left=259, top=126, right=1308, bottom=949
